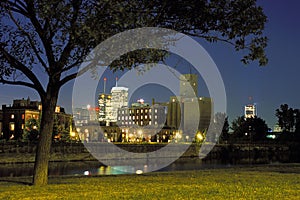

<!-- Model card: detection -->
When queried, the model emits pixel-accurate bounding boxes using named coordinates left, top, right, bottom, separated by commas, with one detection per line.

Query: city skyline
left=1, top=1, right=300, bottom=129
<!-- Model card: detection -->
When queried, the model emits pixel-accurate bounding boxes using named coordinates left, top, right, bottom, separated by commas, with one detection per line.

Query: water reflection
left=0, top=158, right=234, bottom=178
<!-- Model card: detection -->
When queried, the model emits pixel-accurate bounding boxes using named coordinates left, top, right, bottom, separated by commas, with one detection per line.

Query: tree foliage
left=231, top=116, right=268, bottom=141
left=0, top=0, right=268, bottom=185
left=276, top=104, right=298, bottom=132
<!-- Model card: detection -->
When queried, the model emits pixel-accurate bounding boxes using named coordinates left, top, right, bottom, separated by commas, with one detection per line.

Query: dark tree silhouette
left=0, top=0, right=268, bottom=185
left=231, top=116, right=268, bottom=141
left=276, top=104, right=295, bottom=132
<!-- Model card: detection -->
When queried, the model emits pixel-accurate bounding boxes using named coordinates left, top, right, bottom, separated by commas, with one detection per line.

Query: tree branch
left=0, top=78, right=37, bottom=90
left=0, top=44, right=46, bottom=97
left=8, top=11, right=49, bottom=74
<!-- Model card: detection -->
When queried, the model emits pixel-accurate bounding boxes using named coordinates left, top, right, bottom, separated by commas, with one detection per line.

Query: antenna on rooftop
left=103, top=77, right=107, bottom=93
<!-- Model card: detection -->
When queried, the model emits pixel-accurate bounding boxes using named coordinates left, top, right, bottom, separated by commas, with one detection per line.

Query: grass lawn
left=0, top=165, right=299, bottom=200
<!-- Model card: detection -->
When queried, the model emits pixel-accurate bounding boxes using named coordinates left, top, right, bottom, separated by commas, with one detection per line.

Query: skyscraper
left=111, top=86, right=129, bottom=122
left=98, top=93, right=112, bottom=125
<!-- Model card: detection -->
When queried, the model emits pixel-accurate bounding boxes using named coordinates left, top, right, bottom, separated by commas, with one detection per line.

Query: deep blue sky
left=1, top=1, right=300, bottom=129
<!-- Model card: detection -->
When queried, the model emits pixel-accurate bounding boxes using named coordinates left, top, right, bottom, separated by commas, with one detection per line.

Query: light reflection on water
left=0, top=158, right=239, bottom=178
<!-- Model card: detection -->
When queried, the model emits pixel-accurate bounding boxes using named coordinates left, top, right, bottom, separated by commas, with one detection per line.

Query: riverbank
left=0, top=165, right=299, bottom=199
left=1, top=142, right=299, bottom=164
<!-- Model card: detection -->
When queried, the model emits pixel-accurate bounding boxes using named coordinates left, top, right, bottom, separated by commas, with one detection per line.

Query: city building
left=110, top=86, right=128, bottom=122
left=98, top=93, right=112, bottom=126
left=244, top=104, right=257, bottom=118
left=117, top=99, right=167, bottom=142
left=167, top=96, right=212, bottom=133
left=179, top=74, right=198, bottom=98
left=0, top=97, right=72, bottom=141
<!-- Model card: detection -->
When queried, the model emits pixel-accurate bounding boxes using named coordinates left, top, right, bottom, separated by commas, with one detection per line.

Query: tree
left=23, top=118, right=40, bottom=142
left=276, top=104, right=295, bottom=132
left=0, top=0, right=268, bottom=185
left=231, top=116, right=268, bottom=141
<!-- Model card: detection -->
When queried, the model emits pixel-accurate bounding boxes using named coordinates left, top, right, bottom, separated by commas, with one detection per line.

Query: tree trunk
left=32, top=86, right=59, bottom=186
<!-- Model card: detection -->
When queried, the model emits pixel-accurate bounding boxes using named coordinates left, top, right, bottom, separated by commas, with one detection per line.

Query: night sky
left=1, top=1, right=300, bottom=129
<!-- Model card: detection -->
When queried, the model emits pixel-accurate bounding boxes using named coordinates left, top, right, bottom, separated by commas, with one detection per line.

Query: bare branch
left=8, top=11, right=49, bottom=74
left=0, top=78, right=36, bottom=90
left=0, top=44, right=46, bottom=97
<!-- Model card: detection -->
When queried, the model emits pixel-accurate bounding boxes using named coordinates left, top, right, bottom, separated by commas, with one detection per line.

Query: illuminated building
left=0, top=97, right=72, bottom=140
left=244, top=104, right=257, bottom=118
left=111, top=86, right=128, bottom=122
left=98, top=93, right=112, bottom=126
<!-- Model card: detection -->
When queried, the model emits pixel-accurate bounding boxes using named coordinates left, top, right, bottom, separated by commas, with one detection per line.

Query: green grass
left=0, top=166, right=299, bottom=200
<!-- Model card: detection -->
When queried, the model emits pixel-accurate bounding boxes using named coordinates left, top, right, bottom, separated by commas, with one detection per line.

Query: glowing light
left=136, top=170, right=143, bottom=174
left=84, top=171, right=90, bottom=175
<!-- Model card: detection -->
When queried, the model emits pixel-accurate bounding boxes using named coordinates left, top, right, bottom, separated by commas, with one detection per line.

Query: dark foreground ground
left=0, top=164, right=299, bottom=199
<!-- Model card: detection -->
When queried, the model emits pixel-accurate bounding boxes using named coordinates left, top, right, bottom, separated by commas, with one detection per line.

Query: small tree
left=276, top=104, right=295, bottom=132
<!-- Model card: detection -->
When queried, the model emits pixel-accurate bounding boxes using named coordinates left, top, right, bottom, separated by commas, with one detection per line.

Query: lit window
left=149, top=121, right=151, bottom=125
left=155, top=115, right=157, bottom=119
left=155, top=121, right=157, bottom=125
left=133, top=116, right=135, bottom=120
left=9, top=123, right=15, bottom=131
left=155, top=109, right=157, bottom=113
left=21, top=124, right=25, bottom=129
left=125, top=116, right=128, bottom=120
left=141, top=116, right=143, bottom=119
left=11, top=114, right=14, bottom=119
left=22, top=114, right=25, bottom=120
left=145, top=115, right=148, bottom=119
left=145, top=109, right=148, bottom=113
left=141, top=121, right=143, bottom=125
left=149, top=109, right=151, bottom=113
left=141, top=110, right=143, bottom=113
left=137, top=110, right=139, bottom=113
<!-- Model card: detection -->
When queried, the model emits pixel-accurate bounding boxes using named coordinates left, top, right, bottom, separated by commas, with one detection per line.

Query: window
left=21, top=124, right=25, bottom=129
left=11, top=114, right=14, bottom=119
left=141, top=121, right=143, bottom=125
left=9, top=123, right=15, bottom=131
left=155, top=109, right=157, bottom=113
left=22, top=114, right=25, bottom=120
left=141, top=109, right=143, bottom=113
left=145, top=115, right=148, bottom=119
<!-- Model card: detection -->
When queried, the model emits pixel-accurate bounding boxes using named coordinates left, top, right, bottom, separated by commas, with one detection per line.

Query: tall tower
left=98, top=77, right=112, bottom=125
left=110, top=77, right=129, bottom=122
left=179, top=74, right=198, bottom=98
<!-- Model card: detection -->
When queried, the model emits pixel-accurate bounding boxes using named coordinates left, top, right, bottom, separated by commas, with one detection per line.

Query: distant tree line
left=217, top=104, right=300, bottom=144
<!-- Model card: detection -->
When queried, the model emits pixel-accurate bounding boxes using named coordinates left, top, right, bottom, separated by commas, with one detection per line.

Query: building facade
left=179, top=74, right=198, bottom=98
left=244, top=104, right=257, bottom=118
left=110, top=86, right=128, bottom=122
left=0, top=98, right=72, bottom=141
left=98, top=93, right=112, bottom=125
